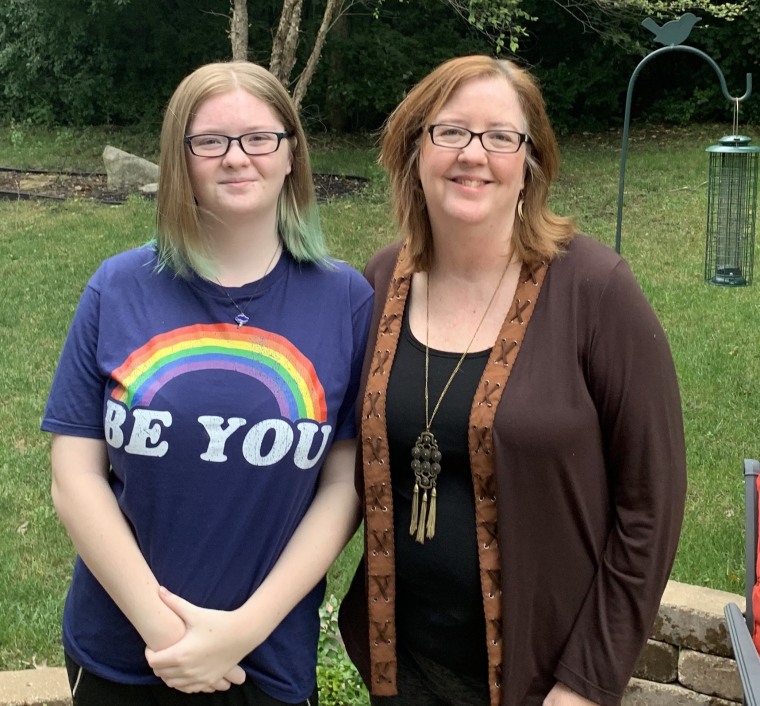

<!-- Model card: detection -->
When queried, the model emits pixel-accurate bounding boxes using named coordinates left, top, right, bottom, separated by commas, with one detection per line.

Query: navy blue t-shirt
left=41, top=245, right=373, bottom=701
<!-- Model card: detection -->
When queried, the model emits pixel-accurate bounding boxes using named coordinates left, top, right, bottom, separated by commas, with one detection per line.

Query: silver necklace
left=410, top=260, right=511, bottom=544
left=217, top=241, right=281, bottom=327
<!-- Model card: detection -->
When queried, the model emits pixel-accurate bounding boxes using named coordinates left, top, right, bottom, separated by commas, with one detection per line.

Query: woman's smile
left=419, top=76, right=526, bottom=232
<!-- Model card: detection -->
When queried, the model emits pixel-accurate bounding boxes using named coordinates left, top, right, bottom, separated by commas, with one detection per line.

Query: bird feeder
left=704, top=134, right=759, bottom=286
left=614, top=14, right=754, bottom=270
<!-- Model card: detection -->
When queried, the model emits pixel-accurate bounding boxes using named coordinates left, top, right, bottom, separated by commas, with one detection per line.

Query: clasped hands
left=145, top=586, right=252, bottom=694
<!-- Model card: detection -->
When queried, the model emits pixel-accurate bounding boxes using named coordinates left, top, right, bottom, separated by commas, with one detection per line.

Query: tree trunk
left=292, top=0, right=342, bottom=109
left=230, top=0, right=248, bottom=61
left=270, top=0, right=303, bottom=87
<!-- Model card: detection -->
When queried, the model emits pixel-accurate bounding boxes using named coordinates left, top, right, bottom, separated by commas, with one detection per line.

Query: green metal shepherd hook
left=614, top=14, right=752, bottom=254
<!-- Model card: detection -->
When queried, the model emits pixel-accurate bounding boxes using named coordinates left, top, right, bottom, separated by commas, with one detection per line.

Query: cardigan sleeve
left=553, top=259, right=687, bottom=705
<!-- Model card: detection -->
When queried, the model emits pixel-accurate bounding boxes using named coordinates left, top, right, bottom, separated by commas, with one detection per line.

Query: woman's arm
left=51, top=434, right=244, bottom=691
left=552, top=259, right=686, bottom=705
left=146, top=437, right=361, bottom=693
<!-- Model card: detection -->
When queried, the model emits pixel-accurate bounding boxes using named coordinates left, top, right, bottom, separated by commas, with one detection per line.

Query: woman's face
left=185, top=88, right=292, bottom=226
left=418, top=75, right=527, bottom=236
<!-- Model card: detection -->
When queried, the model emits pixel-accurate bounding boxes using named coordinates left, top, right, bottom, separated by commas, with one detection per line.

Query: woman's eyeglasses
left=428, top=124, right=530, bottom=154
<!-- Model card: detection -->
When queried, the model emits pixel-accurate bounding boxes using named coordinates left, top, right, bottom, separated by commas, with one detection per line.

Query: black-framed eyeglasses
left=184, top=131, right=291, bottom=157
left=428, top=124, right=530, bottom=154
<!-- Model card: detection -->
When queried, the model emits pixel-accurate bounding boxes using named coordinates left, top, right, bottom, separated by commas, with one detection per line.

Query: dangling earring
left=517, top=191, right=525, bottom=223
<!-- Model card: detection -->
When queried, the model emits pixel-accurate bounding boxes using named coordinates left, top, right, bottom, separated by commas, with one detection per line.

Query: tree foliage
left=0, top=0, right=231, bottom=125
left=0, top=0, right=756, bottom=131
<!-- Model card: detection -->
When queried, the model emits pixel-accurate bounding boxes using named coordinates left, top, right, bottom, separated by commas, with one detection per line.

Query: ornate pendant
left=234, top=313, right=250, bottom=327
left=410, top=430, right=442, bottom=543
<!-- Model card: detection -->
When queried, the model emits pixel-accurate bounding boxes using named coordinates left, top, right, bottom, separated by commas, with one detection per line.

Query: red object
left=754, top=475, right=760, bottom=653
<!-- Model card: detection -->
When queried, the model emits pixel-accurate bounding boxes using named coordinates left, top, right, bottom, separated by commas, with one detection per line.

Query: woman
left=338, top=56, right=686, bottom=706
left=41, top=61, right=372, bottom=706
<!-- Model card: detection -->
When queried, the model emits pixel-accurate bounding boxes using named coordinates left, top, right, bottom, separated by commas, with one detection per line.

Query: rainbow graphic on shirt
left=110, top=323, right=327, bottom=422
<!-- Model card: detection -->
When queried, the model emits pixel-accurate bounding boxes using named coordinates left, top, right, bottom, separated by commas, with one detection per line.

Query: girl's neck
left=210, top=231, right=282, bottom=287
left=200, top=209, right=281, bottom=286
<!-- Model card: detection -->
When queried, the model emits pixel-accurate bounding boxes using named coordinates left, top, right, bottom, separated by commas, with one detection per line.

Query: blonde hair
left=156, top=61, right=326, bottom=277
left=379, top=55, right=575, bottom=271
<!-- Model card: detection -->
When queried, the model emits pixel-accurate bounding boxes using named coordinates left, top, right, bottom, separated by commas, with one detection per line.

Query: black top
left=386, top=309, right=489, bottom=678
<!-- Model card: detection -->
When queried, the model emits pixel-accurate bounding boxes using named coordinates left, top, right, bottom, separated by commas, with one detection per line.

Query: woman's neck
left=429, top=226, right=516, bottom=282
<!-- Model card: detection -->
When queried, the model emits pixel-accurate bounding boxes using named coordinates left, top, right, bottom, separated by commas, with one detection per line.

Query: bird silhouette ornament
left=641, top=12, right=701, bottom=46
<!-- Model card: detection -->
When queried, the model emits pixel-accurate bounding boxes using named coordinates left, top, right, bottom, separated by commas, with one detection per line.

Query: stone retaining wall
left=624, top=581, right=745, bottom=704
left=0, top=580, right=748, bottom=706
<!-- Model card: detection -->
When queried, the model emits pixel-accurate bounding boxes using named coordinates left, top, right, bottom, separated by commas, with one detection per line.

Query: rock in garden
left=102, top=145, right=160, bottom=191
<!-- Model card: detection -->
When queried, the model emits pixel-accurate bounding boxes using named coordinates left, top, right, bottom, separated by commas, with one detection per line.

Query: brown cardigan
left=339, top=236, right=686, bottom=706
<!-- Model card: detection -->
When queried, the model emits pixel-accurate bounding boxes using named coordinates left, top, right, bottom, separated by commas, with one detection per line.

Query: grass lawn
left=0, top=123, right=757, bottom=687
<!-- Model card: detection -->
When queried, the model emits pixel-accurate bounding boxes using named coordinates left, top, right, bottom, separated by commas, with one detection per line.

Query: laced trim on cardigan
left=361, top=244, right=548, bottom=704
left=471, top=260, right=548, bottom=705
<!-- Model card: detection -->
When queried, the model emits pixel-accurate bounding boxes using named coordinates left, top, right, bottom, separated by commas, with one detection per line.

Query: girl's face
left=186, top=89, right=292, bottom=229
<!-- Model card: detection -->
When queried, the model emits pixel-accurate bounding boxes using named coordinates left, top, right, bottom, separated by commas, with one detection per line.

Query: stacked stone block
left=624, top=581, right=745, bottom=705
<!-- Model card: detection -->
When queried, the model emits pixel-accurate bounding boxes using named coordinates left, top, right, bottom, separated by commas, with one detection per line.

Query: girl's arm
left=51, top=434, right=245, bottom=691
left=146, top=437, right=361, bottom=693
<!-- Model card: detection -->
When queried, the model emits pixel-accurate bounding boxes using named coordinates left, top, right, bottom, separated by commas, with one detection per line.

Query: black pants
left=65, top=653, right=318, bottom=706
left=369, top=646, right=489, bottom=706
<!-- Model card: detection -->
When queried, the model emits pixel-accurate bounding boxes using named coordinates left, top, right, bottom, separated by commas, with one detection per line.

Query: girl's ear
left=287, top=137, right=297, bottom=175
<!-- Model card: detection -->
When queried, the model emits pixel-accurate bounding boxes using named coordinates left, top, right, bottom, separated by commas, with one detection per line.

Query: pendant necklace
left=410, top=258, right=511, bottom=544
left=217, top=240, right=281, bottom=327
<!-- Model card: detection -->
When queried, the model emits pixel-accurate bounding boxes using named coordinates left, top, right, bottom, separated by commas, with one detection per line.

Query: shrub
left=317, top=594, right=368, bottom=706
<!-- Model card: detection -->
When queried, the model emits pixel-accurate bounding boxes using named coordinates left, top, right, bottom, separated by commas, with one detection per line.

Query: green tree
left=0, top=0, right=231, bottom=124
left=0, top=0, right=753, bottom=129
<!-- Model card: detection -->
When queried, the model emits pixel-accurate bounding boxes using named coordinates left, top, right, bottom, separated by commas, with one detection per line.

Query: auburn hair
left=379, top=55, right=575, bottom=272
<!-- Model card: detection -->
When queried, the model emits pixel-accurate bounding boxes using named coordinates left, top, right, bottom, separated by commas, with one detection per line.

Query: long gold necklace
left=410, top=260, right=511, bottom=544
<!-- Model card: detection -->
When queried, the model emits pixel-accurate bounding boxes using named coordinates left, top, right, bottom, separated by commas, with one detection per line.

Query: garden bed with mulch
left=0, top=167, right=367, bottom=205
